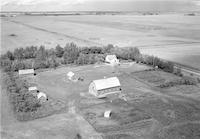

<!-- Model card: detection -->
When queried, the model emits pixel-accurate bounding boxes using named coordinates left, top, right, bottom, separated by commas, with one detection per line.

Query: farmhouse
left=18, top=69, right=35, bottom=76
left=89, top=77, right=121, bottom=98
left=105, top=55, right=119, bottom=65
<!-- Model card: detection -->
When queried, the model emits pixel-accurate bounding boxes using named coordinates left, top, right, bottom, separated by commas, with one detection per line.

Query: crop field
left=2, top=63, right=200, bottom=139
left=1, top=14, right=200, bottom=69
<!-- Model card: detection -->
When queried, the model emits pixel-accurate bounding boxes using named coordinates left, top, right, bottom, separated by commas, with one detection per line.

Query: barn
left=89, top=77, right=121, bottom=98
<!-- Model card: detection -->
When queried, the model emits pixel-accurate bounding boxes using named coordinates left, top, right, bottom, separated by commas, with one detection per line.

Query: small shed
left=105, top=55, right=119, bottom=65
left=28, top=86, right=37, bottom=91
left=37, top=92, right=48, bottom=102
left=19, top=69, right=35, bottom=76
left=67, top=71, right=75, bottom=80
left=104, top=110, right=112, bottom=118
left=89, top=77, right=121, bottom=98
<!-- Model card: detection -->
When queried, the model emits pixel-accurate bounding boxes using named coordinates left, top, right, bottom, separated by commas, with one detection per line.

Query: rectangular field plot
left=79, top=99, right=153, bottom=133
left=132, top=70, right=181, bottom=86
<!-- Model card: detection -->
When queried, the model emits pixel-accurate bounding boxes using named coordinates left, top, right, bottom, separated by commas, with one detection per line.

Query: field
left=1, top=14, right=200, bottom=69
left=1, top=63, right=200, bottom=139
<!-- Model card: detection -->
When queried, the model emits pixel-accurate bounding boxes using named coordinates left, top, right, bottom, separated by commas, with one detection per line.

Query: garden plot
left=163, top=84, right=200, bottom=101
left=79, top=98, right=154, bottom=134
left=132, top=70, right=181, bottom=86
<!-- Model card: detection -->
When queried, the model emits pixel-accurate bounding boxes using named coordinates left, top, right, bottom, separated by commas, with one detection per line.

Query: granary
left=105, top=55, right=119, bottom=65
left=89, top=77, right=121, bottom=98
left=18, top=69, right=35, bottom=76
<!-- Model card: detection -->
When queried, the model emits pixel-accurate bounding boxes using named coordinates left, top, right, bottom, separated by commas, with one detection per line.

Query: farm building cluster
left=18, top=55, right=125, bottom=116
left=18, top=69, right=48, bottom=103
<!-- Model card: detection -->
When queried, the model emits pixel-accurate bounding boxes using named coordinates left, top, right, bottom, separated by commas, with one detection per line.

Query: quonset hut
left=89, top=77, right=121, bottom=98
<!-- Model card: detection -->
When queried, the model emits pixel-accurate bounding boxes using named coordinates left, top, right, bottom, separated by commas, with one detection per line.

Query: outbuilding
left=37, top=92, right=48, bottom=103
left=104, top=110, right=112, bottom=118
left=67, top=71, right=75, bottom=80
left=28, top=86, right=37, bottom=91
left=18, top=69, right=35, bottom=76
left=89, top=77, right=121, bottom=98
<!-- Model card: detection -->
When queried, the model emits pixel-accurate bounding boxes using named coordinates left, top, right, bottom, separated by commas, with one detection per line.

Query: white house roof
left=19, top=69, right=34, bottom=75
left=28, top=86, right=37, bottom=91
left=105, top=55, right=117, bottom=62
left=92, top=77, right=121, bottom=91
left=37, top=92, right=47, bottom=99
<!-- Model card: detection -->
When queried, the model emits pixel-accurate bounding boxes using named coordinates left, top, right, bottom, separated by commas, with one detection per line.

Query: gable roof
left=92, top=77, right=121, bottom=91
left=18, top=69, right=34, bottom=75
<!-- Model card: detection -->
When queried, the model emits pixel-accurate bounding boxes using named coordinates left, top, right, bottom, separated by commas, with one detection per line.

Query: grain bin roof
left=92, top=77, right=121, bottom=91
left=18, top=69, right=34, bottom=75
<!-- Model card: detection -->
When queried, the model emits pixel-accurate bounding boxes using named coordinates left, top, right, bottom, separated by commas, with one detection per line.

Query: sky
left=1, top=0, right=200, bottom=12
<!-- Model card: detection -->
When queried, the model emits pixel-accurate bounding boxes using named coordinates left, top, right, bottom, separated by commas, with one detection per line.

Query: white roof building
left=89, top=77, right=121, bottom=98
left=28, top=86, right=37, bottom=91
left=104, top=110, right=112, bottom=118
left=105, top=55, right=119, bottom=65
left=37, top=92, right=47, bottom=99
left=67, top=71, right=75, bottom=79
left=19, top=69, right=35, bottom=75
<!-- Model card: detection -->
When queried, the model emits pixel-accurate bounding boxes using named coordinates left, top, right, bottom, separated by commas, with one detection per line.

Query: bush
left=174, top=67, right=183, bottom=77
left=159, top=76, right=197, bottom=88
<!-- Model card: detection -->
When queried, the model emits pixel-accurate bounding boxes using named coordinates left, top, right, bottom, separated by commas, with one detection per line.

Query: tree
left=55, top=45, right=64, bottom=57
left=24, top=46, right=37, bottom=59
left=13, top=48, right=24, bottom=60
left=35, top=46, right=47, bottom=61
left=103, top=44, right=114, bottom=53
left=6, top=51, right=14, bottom=60
left=63, top=43, right=79, bottom=64
left=48, top=55, right=59, bottom=69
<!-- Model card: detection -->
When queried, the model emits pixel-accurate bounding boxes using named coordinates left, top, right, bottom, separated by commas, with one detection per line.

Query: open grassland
left=2, top=63, right=200, bottom=139
left=1, top=14, right=200, bottom=69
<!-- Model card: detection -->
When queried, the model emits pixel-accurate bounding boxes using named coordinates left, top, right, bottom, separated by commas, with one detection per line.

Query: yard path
left=68, top=100, right=103, bottom=139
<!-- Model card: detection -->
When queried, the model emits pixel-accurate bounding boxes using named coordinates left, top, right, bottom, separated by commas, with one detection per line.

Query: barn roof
left=18, top=69, right=34, bottom=75
left=92, top=77, right=121, bottom=91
